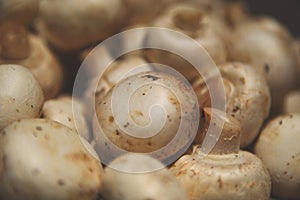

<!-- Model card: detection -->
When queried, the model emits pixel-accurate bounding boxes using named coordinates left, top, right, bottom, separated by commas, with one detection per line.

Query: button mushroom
left=0, top=118, right=103, bottom=200
left=193, top=62, right=271, bottom=148
left=170, top=107, right=271, bottom=200
left=0, top=64, right=44, bottom=129
left=145, top=4, right=228, bottom=81
left=93, top=71, right=199, bottom=164
left=42, top=95, right=90, bottom=141
left=37, top=0, right=124, bottom=51
left=255, top=113, right=300, bottom=199
left=229, top=18, right=300, bottom=115
left=0, top=34, right=63, bottom=100
left=101, top=153, right=189, bottom=200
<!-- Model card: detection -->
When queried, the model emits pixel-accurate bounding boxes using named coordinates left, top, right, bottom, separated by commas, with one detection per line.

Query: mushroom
left=229, top=18, right=300, bottom=115
left=42, top=95, right=90, bottom=141
left=0, top=34, right=63, bottom=100
left=37, top=0, right=124, bottom=51
left=283, top=90, right=300, bottom=114
left=193, top=62, right=271, bottom=148
left=101, top=153, right=189, bottom=200
left=145, top=4, right=228, bottom=81
left=92, top=71, right=199, bottom=164
left=0, top=64, right=44, bottom=129
left=122, top=0, right=178, bottom=24
left=0, top=0, right=39, bottom=26
left=170, top=107, right=271, bottom=200
left=0, top=0, right=39, bottom=59
left=254, top=113, right=300, bottom=199
left=84, top=56, right=154, bottom=121
left=0, top=118, right=103, bottom=200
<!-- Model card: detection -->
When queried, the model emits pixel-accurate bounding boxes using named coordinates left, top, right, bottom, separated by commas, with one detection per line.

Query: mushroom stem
left=203, top=107, right=241, bottom=155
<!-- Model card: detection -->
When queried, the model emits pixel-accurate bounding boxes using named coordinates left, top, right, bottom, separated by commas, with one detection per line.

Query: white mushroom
left=0, top=34, right=63, bottom=100
left=122, top=0, right=178, bottom=24
left=170, top=108, right=271, bottom=200
left=93, top=71, right=199, bottom=163
left=229, top=18, right=300, bottom=115
left=255, top=113, right=300, bottom=199
left=84, top=56, right=154, bottom=121
left=0, top=64, right=44, bottom=129
left=101, top=153, right=188, bottom=200
left=193, top=62, right=271, bottom=148
left=42, top=95, right=90, bottom=141
left=0, top=0, right=39, bottom=26
left=37, top=0, right=124, bottom=51
left=0, top=118, right=103, bottom=200
left=145, top=4, right=228, bottom=81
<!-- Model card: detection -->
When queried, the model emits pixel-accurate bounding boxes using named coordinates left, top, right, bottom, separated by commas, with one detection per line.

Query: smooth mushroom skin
left=254, top=114, right=300, bottom=199
left=37, top=0, right=124, bottom=51
left=0, top=34, right=63, bottom=100
left=170, top=108, right=271, bottom=200
left=0, top=118, right=103, bottom=200
left=101, top=153, right=189, bottom=200
left=193, top=62, right=271, bottom=148
left=42, top=95, right=90, bottom=141
left=84, top=56, right=153, bottom=120
left=0, top=22, right=30, bottom=59
left=93, top=71, right=199, bottom=162
left=0, top=64, right=44, bottom=130
left=145, top=4, right=228, bottom=81
left=0, top=0, right=39, bottom=26
left=122, top=0, right=178, bottom=24
left=229, top=18, right=300, bottom=115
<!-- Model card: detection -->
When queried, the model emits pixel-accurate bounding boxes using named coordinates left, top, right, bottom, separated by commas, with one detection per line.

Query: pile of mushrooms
left=0, top=0, right=300, bottom=200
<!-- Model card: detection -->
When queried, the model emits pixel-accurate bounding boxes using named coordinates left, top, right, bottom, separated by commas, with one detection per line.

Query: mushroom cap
left=0, top=0, right=39, bottom=26
left=193, top=62, right=271, bottom=147
left=0, top=64, right=44, bottom=129
left=229, top=20, right=300, bottom=115
left=42, top=96, right=90, bottom=141
left=101, top=153, right=188, bottom=200
left=0, top=118, right=103, bottom=200
left=93, top=71, right=199, bottom=163
left=145, top=4, right=227, bottom=81
left=37, top=0, right=124, bottom=51
left=255, top=113, right=300, bottom=199
left=170, top=148, right=271, bottom=200
left=0, top=34, right=63, bottom=100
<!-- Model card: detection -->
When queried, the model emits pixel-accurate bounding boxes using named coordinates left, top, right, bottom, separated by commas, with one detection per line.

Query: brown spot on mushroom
left=109, top=116, right=114, bottom=123
left=264, top=64, right=270, bottom=73
left=239, top=77, right=245, bottom=84
left=67, top=117, right=72, bottom=122
left=36, top=126, right=42, bottom=131
left=279, top=120, right=283, bottom=125
left=142, top=74, right=160, bottom=81
left=66, top=152, right=92, bottom=163
left=135, top=111, right=144, bottom=117
left=124, top=122, right=129, bottom=128
left=16, top=109, right=19, bottom=113
left=115, top=129, right=120, bottom=135
left=57, top=179, right=66, bottom=186
left=217, top=177, right=223, bottom=189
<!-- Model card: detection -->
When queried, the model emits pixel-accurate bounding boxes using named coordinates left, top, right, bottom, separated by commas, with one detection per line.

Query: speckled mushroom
left=101, top=153, right=189, bottom=200
left=255, top=113, right=300, bottom=199
left=229, top=17, right=300, bottom=115
left=42, top=95, right=90, bottom=141
left=0, top=64, right=44, bottom=129
left=170, top=107, right=271, bottom=200
left=193, top=62, right=271, bottom=148
left=0, top=34, right=63, bottom=100
left=37, top=0, right=124, bottom=51
left=0, top=118, right=103, bottom=200
left=145, top=3, right=228, bottom=81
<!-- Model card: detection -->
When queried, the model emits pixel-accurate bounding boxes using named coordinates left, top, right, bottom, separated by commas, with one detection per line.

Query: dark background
left=236, top=0, right=300, bottom=37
